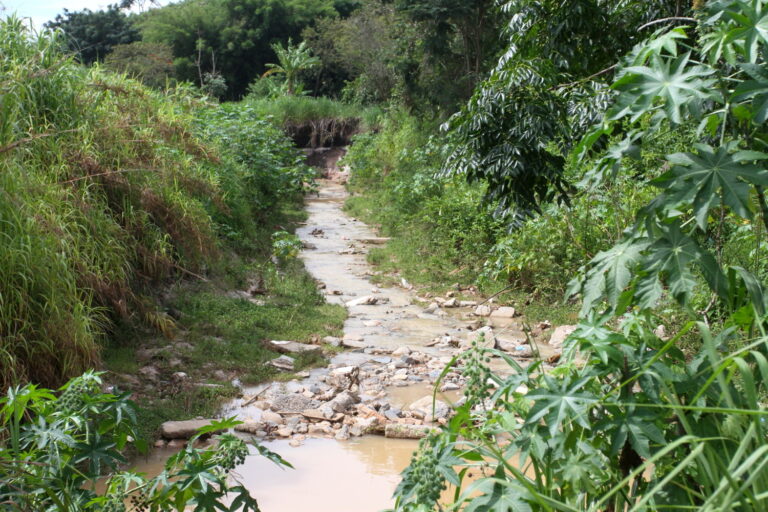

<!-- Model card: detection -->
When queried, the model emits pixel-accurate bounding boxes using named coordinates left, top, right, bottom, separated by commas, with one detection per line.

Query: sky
left=0, top=0, right=167, bottom=30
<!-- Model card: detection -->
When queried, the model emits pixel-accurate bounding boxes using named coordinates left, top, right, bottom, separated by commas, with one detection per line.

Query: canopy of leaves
left=137, top=0, right=341, bottom=98
left=442, top=0, right=686, bottom=227
left=46, top=4, right=141, bottom=65
left=103, top=41, right=175, bottom=88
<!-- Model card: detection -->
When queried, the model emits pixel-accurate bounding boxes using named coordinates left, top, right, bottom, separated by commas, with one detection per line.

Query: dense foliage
left=391, top=1, right=768, bottom=510
left=0, top=18, right=310, bottom=388
left=135, top=0, right=347, bottom=98
left=46, top=4, right=141, bottom=65
left=0, top=372, right=289, bottom=511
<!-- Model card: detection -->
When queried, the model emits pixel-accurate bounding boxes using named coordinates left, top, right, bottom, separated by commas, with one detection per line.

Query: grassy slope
left=0, top=20, right=346, bottom=439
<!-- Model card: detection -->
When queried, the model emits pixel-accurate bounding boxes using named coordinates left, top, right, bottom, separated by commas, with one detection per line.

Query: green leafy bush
left=393, top=2, right=768, bottom=510
left=0, top=371, right=287, bottom=511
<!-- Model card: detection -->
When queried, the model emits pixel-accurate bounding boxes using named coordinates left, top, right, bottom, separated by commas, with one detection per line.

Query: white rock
left=549, top=325, right=578, bottom=348
left=408, top=396, right=450, bottom=423
left=443, top=298, right=459, bottom=308
left=261, top=410, right=284, bottom=424
left=474, top=305, right=492, bottom=317
left=490, top=306, right=516, bottom=319
left=346, top=295, right=387, bottom=307
left=392, top=345, right=412, bottom=356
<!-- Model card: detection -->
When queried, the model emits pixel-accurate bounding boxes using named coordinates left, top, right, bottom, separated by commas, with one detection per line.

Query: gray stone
left=323, top=336, right=342, bottom=347
left=269, top=340, right=321, bottom=354
left=330, top=391, right=359, bottom=412
left=319, top=403, right=335, bottom=419
left=384, top=408, right=402, bottom=421
left=269, top=355, right=295, bottom=371
left=161, top=419, right=220, bottom=440
left=270, top=393, right=319, bottom=413
left=392, top=346, right=412, bottom=356
left=334, top=425, right=351, bottom=440
left=275, top=426, right=293, bottom=437
left=443, top=298, right=459, bottom=308
left=474, top=305, right=492, bottom=317
left=490, top=306, right=516, bottom=319
left=409, top=396, right=450, bottom=423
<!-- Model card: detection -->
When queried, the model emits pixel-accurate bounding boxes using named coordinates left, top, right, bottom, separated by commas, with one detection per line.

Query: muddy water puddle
left=129, top=437, right=416, bottom=512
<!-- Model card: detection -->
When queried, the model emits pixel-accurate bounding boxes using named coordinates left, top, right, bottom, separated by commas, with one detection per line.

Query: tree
left=103, top=41, right=175, bottom=88
left=395, top=0, right=503, bottom=101
left=442, top=0, right=685, bottom=227
left=263, top=39, right=320, bottom=95
left=46, top=4, right=140, bottom=65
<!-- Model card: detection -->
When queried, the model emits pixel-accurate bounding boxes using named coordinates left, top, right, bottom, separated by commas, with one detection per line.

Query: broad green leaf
left=525, top=376, right=597, bottom=436
left=644, top=223, right=721, bottom=305
left=655, top=142, right=768, bottom=228
left=573, top=237, right=649, bottom=314
left=608, top=53, right=716, bottom=124
left=723, top=0, right=768, bottom=63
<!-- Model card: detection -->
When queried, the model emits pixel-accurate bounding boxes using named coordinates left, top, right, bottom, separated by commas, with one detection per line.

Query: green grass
left=104, top=258, right=345, bottom=439
left=247, top=95, right=383, bottom=128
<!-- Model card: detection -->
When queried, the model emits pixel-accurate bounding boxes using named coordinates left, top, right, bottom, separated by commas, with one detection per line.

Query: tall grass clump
left=247, top=95, right=383, bottom=147
left=0, top=18, right=309, bottom=387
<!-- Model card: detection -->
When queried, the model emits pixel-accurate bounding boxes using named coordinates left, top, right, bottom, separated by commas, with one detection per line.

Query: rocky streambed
left=141, top=155, right=573, bottom=511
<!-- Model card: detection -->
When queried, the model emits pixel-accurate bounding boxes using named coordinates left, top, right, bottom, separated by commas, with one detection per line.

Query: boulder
left=330, top=391, right=359, bottom=413
left=549, top=325, right=578, bottom=348
left=161, top=419, right=221, bottom=440
left=474, top=305, right=492, bottom=317
left=490, top=306, right=516, bottom=319
left=261, top=410, right=284, bottom=424
left=408, top=396, right=450, bottom=423
left=269, top=355, right=295, bottom=371
left=270, top=393, right=319, bottom=413
left=335, top=425, right=351, bottom=440
left=327, top=366, right=359, bottom=389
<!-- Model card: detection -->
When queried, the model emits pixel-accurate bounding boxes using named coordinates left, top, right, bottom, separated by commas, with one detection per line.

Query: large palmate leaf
left=597, top=405, right=666, bottom=459
left=608, top=53, right=716, bottom=124
left=525, top=376, right=597, bottom=436
left=567, top=237, right=650, bottom=314
left=644, top=223, right=727, bottom=305
left=722, top=0, right=768, bottom=62
left=655, top=142, right=768, bottom=229
left=463, top=466, right=532, bottom=512
left=732, top=62, right=768, bottom=122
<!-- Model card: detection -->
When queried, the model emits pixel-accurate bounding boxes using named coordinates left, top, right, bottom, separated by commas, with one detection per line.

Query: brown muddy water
left=130, top=437, right=417, bottom=512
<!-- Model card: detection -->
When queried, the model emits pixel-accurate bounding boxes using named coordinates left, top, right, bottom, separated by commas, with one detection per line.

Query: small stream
left=127, top=147, right=549, bottom=511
